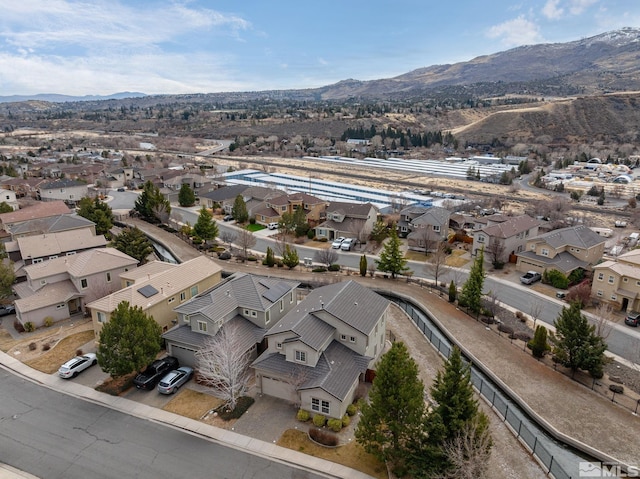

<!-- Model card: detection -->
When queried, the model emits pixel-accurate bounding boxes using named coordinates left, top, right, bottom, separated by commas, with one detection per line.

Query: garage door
left=261, top=376, right=295, bottom=401
left=168, top=344, right=197, bottom=368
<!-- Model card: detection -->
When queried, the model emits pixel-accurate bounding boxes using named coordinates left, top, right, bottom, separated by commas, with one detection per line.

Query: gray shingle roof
left=516, top=250, right=588, bottom=274
left=10, top=214, right=95, bottom=236
left=200, top=185, right=249, bottom=202
left=326, top=201, right=376, bottom=217
left=533, top=225, right=605, bottom=249
left=480, top=215, right=539, bottom=239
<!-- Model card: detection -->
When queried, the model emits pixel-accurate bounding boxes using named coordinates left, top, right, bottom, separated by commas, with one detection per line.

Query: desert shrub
left=296, top=409, right=310, bottom=422
left=498, top=324, right=514, bottom=335
left=309, top=427, right=339, bottom=447
left=95, top=373, right=136, bottom=396
left=76, top=349, right=84, bottom=356
left=43, top=317, right=54, bottom=327
left=218, top=396, right=255, bottom=420
left=294, top=237, right=306, bottom=244
left=218, top=251, right=232, bottom=260
left=312, top=267, right=327, bottom=273
left=346, top=403, right=357, bottom=416
left=276, top=260, right=284, bottom=268
left=327, top=418, right=343, bottom=432
left=247, top=256, right=257, bottom=262
left=312, top=414, right=326, bottom=427
left=28, top=342, right=37, bottom=351
left=515, top=311, right=524, bottom=320
left=13, top=320, right=25, bottom=333
left=319, top=237, right=328, bottom=242
left=23, top=322, right=35, bottom=332
left=341, top=414, right=351, bottom=427
left=42, top=343, right=51, bottom=351
left=328, top=264, right=340, bottom=272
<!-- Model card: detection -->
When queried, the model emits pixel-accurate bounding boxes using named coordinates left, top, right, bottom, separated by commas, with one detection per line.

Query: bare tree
left=425, top=242, right=448, bottom=288
left=219, top=230, right=237, bottom=251
left=348, top=219, right=368, bottom=246
left=528, top=300, right=544, bottom=329
left=415, top=227, right=439, bottom=256
left=152, top=202, right=170, bottom=225
left=485, top=238, right=506, bottom=269
left=437, top=418, right=493, bottom=479
left=367, top=261, right=377, bottom=277
left=314, top=248, right=339, bottom=268
left=592, top=303, right=614, bottom=340
left=481, top=290, right=500, bottom=320
left=283, top=364, right=311, bottom=407
left=236, top=229, right=256, bottom=261
left=195, top=322, right=252, bottom=410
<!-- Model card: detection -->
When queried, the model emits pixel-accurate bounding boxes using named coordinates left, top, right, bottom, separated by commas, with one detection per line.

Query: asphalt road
left=0, top=369, right=328, bottom=479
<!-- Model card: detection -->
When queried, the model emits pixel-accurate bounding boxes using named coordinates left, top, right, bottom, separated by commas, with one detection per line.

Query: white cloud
left=486, top=16, right=543, bottom=47
left=542, top=0, right=564, bottom=19
left=568, top=0, right=598, bottom=15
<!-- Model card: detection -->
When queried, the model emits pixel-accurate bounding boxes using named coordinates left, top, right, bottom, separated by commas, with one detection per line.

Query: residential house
left=162, top=272, right=300, bottom=366
left=253, top=192, right=325, bottom=227
left=7, top=214, right=96, bottom=241
left=252, top=280, right=390, bottom=419
left=0, top=201, right=71, bottom=233
left=38, top=179, right=88, bottom=206
left=162, top=173, right=214, bottom=201
left=516, top=225, right=606, bottom=275
left=86, top=256, right=223, bottom=339
left=0, top=177, right=48, bottom=198
left=591, top=249, right=640, bottom=312
left=404, top=206, right=451, bottom=253
left=13, top=248, right=138, bottom=328
left=472, top=214, right=540, bottom=261
left=0, top=189, right=19, bottom=211
left=315, top=202, right=378, bottom=243
left=102, top=167, right=134, bottom=189
left=200, top=185, right=251, bottom=210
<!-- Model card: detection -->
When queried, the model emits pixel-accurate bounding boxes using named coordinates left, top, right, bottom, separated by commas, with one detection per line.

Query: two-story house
left=516, top=225, right=606, bottom=276
left=13, top=248, right=138, bottom=328
left=162, top=272, right=300, bottom=366
left=591, top=249, right=640, bottom=312
left=404, top=206, right=451, bottom=253
left=0, top=189, right=19, bottom=211
left=102, top=167, right=134, bottom=189
left=0, top=201, right=71, bottom=233
left=253, top=192, right=325, bottom=227
left=38, top=179, right=88, bottom=207
left=252, top=280, right=390, bottom=419
left=472, top=214, right=540, bottom=261
left=86, top=256, right=222, bottom=340
left=315, top=202, right=378, bottom=243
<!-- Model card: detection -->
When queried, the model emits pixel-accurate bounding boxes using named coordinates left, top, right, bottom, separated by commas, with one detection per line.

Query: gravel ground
left=605, top=360, right=640, bottom=395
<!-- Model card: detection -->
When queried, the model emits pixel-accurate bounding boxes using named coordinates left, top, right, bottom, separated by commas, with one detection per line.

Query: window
left=433, top=225, right=441, bottom=232
left=276, top=342, right=282, bottom=350
left=180, top=292, right=186, bottom=302
left=190, top=285, right=198, bottom=296
left=168, top=297, right=175, bottom=304
left=126, top=281, right=133, bottom=287
left=295, top=350, right=306, bottom=363
left=611, top=294, right=617, bottom=301
left=32, top=258, right=43, bottom=264
left=280, top=300, right=284, bottom=312
left=106, top=272, right=111, bottom=282
left=596, top=290, right=603, bottom=297
left=97, top=312, right=106, bottom=323
left=81, top=278, right=88, bottom=289
left=265, top=310, right=270, bottom=324
left=49, top=255, right=58, bottom=260
left=623, top=278, right=628, bottom=283
left=56, top=303, right=65, bottom=309
left=311, top=398, right=330, bottom=415
left=541, top=248, right=549, bottom=257
left=608, top=276, right=614, bottom=284
left=597, top=272, right=604, bottom=281
left=477, top=235, right=485, bottom=243
left=40, top=279, right=46, bottom=285
left=290, top=291, right=294, bottom=303
left=350, top=336, right=356, bottom=343
left=197, top=321, right=207, bottom=332
left=66, top=251, right=76, bottom=256
left=340, top=334, right=347, bottom=341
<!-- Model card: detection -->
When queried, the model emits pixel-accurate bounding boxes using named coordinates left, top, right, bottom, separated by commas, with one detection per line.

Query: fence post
left=532, top=436, right=538, bottom=454
left=548, top=456, right=554, bottom=476
left=517, top=420, right=522, bottom=438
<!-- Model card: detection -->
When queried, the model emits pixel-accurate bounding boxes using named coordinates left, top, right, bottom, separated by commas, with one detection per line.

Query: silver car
left=157, top=366, right=194, bottom=394
left=58, top=353, right=97, bottom=379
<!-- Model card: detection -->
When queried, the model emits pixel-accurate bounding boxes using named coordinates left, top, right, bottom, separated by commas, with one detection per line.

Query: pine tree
left=97, top=301, right=162, bottom=378
left=0, top=202, right=13, bottom=214
left=193, top=207, right=218, bottom=244
left=528, top=325, right=550, bottom=358
left=459, top=247, right=485, bottom=314
left=356, top=342, right=425, bottom=476
left=134, top=180, right=171, bottom=223
left=281, top=244, right=299, bottom=269
left=264, top=246, right=275, bottom=267
left=376, top=228, right=410, bottom=279
left=231, top=195, right=249, bottom=223
left=77, top=196, right=114, bottom=236
left=178, top=183, right=196, bottom=207
left=359, top=254, right=367, bottom=277
left=112, top=227, right=153, bottom=264
left=448, top=280, right=457, bottom=303
left=551, top=302, right=608, bottom=377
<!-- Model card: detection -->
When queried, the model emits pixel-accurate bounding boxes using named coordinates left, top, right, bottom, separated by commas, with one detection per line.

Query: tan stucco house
left=591, top=249, right=640, bottom=312
left=315, top=201, right=378, bottom=243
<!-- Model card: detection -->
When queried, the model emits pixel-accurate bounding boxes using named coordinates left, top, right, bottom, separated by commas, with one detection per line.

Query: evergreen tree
left=134, top=180, right=171, bottom=223
left=264, top=246, right=275, bottom=267
left=0, top=259, right=15, bottom=299
left=370, top=219, right=389, bottom=244
left=0, top=202, right=13, bottom=214
left=77, top=196, right=114, bottom=236
left=359, top=254, right=368, bottom=277
left=293, top=207, right=309, bottom=237
left=528, top=325, right=550, bottom=358
left=448, top=280, right=457, bottom=303
left=97, top=301, right=162, bottom=378
left=178, top=183, right=196, bottom=207
left=193, top=207, right=218, bottom=244
left=356, top=342, right=425, bottom=476
left=376, top=228, right=410, bottom=279
left=231, top=195, right=249, bottom=223
left=281, top=244, right=299, bottom=269
left=551, top=302, right=608, bottom=377
left=112, top=227, right=153, bottom=264
left=459, top=246, right=486, bottom=314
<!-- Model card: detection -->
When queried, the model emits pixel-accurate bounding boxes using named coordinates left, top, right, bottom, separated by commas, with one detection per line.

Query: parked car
left=331, top=237, right=346, bottom=248
left=0, top=304, right=15, bottom=316
left=625, top=311, right=640, bottom=327
left=520, top=271, right=542, bottom=285
left=340, top=238, right=355, bottom=251
left=267, top=222, right=279, bottom=230
left=223, top=214, right=234, bottom=222
left=157, top=366, right=194, bottom=394
left=133, top=356, right=179, bottom=390
left=117, top=187, right=126, bottom=192
left=555, top=291, right=567, bottom=300
left=58, top=353, right=97, bottom=379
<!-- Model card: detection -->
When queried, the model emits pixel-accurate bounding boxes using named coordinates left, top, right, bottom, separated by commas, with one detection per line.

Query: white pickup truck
left=520, top=271, right=542, bottom=285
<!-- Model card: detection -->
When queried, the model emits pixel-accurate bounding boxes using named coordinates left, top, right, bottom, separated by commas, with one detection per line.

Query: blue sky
left=1, top=0, right=639, bottom=96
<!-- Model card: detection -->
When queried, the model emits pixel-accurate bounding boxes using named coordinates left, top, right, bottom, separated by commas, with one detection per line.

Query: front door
left=622, top=297, right=629, bottom=311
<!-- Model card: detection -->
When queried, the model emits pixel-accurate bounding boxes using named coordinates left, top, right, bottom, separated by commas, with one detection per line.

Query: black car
left=0, top=304, right=15, bottom=317
left=133, top=356, right=179, bottom=390
left=625, top=311, right=640, bottom=327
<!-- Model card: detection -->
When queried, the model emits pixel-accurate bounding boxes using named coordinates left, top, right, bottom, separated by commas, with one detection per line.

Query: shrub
left=43, top=317, right=54, bottom=328
left=249, top=217, right=256, bottom=224
left=341, top=414, right=351, bottom=428
left=296, top=409, right=310, bottom=422
left=95, top=373, right=135, bottom=396
left=515, top=311, right=524, bottom=319
left=312, top=267, right=327, bottom=273
left=76, top=349, right=84, bottom=356
left=498, top=324, right=514, bottom=335
left=528, top=325, right=550, bottom=358
left=346, top=403, right=357, bottom=416
left=23, top=322, right=35, bottom=332
left=328, top=264, right=340, bottom=272
left=448, top=280, right=457, bottom=303
left=42, top=343, right=51, bottom=351
left=319, top=237, right=328, bottom=242
left=28, top=342, right=37, bottom=351
left=247, top=256, right=257, bottom=262
left=312, top=414, right=326, bottom=427
left=307, top=229, right=315, bottom=239
left=546, top=269, right=569, bottom=289
left=218, top=396, right=255, bottom=420
left=327, top=418, right=343, bottom=432
left=13, top=320, right=25, bottom=333
left=309, top=427, right=339, bottom=447
left=218, top=251, right=231, bottom=260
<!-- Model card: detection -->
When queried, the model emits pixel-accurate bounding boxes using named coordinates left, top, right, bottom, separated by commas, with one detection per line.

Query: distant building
left=38, top=179, right=88, bottom=206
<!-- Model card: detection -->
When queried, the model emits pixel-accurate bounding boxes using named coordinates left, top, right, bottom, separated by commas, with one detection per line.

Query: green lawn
left=246, top=224, right=265, bottom=232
